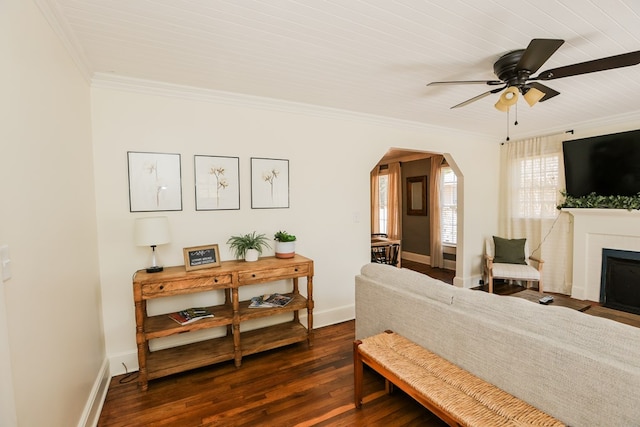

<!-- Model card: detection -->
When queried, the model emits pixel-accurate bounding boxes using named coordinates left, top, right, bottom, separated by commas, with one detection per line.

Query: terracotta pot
left=275, top=241, right=295, bottom=259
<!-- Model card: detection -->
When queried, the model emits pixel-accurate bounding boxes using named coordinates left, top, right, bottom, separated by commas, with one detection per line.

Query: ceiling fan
left=427, top=39, right=640, bottom=110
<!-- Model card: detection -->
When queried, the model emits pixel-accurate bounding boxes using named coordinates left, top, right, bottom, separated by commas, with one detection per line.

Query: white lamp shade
left=134, top=216, right=171, bottom=247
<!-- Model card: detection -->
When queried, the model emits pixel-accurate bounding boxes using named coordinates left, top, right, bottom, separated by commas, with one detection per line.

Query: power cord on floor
left=119, top=362, right=139, bottom=384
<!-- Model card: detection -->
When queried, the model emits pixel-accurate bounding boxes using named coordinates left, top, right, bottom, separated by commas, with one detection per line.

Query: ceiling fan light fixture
left=501, top=87, right=519, bottom=105
left=495, top=87, right=519, bottom=111
left=524, top=87, right=545, bottom=107
left=494, top=99, right=510, bottom=112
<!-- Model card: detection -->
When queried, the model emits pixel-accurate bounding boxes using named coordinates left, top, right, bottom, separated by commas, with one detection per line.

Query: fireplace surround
left=565, top=208, right=640, bottom=302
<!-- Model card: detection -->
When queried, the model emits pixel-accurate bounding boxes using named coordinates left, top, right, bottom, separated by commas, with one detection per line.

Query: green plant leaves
left=274, top=231, right=296, bottom=242
left=226, top=231, right=271, bottom=259
left=557, top=191, right=640, bottom=211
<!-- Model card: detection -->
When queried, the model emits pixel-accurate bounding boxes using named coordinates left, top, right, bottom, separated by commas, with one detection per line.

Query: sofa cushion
left=491, top=263, right=540, bottom=280
left=493, top=236, right=527, bottom=264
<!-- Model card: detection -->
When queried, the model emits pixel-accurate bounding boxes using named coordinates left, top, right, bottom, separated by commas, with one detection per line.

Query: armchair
left=483, top=236, right=544, bottom=294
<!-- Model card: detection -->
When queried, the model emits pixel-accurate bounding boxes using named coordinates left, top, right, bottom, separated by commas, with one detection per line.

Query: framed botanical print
left=250, top=157, right=289, bottom=209
left=127, top=151, right=182, bottom=212
left=194, top=155, right=240, bottom=211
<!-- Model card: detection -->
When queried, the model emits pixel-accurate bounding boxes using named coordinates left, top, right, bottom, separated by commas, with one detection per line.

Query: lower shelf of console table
left=145, top=321, right=309, bottom=381
left=133, top=255, right=314, bottom=390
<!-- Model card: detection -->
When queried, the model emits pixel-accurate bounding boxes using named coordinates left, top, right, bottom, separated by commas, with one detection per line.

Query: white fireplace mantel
left=564, top=208, right=640, bottom=301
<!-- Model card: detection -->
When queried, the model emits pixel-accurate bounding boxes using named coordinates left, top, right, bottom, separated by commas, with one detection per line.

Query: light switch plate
left=0, top=245, right=11, bottom=281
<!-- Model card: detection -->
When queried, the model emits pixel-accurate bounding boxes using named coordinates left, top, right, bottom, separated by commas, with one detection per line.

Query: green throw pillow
left=493, top=236, right=527, bottom=265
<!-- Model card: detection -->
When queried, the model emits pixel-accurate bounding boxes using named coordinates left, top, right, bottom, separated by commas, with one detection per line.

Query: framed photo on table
left=194, top=155, right=240, bottom=211
left=183, top=244, right=221, bottom=271
left=251, top=157, right=289, bottom=209
left=127, top=151, right=182, bottom=212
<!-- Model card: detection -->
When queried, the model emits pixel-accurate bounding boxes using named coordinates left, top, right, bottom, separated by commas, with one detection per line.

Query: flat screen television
left=562, top=129, right=640, bottom=197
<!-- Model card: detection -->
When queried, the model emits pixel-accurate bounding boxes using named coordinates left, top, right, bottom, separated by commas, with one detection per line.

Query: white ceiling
left=37, top=0, right=640, bottom=140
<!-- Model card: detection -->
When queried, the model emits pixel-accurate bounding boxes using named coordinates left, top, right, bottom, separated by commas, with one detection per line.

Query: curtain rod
left=500, top=129, right=574, bottom=145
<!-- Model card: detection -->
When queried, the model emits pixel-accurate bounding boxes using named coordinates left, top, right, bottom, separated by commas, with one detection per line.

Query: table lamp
left=134, top=216, right=171, bottom=273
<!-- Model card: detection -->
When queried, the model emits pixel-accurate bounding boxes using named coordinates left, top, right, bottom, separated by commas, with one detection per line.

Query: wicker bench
left=354, top=331, right=565, bottom=427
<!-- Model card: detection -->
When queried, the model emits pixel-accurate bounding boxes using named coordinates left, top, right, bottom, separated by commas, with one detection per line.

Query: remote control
left=539, top=295, right=554, bottom=305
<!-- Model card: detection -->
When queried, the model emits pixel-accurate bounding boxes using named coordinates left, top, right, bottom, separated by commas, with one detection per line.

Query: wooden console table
left=133, top=254, right=314, bottom=390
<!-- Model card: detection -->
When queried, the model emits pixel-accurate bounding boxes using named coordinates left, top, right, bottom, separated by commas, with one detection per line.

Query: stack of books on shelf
left=168, top=307, right=214, bottom=325
left=249, top=293, right=293, bottom=308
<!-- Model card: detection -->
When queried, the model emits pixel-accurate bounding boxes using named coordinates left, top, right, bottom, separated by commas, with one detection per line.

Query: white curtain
left=370, top=163, right=401, bottom=239
left=387, top=162, right=402, bottom=240
left=499, top=134, right=573, bottom=294
left=429, top=155, right=444, bottom=268
left=370, top=167, right=380, bottom=235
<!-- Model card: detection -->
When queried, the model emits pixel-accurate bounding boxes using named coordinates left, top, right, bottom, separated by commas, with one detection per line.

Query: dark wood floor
left=401, top=259, right=455, bottom=285
left=402, top=259, right=525, bottom=294
left=99, top=260, right=639, bottom=426
left=98, top=320, right=447, bottom=427
left=402, top=259, right=640, bottom=327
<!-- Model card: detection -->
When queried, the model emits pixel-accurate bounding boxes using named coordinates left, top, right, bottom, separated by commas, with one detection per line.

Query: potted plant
left=274, top=230, right=296, bottom=259
left=227, top=231, right=271, bottom=262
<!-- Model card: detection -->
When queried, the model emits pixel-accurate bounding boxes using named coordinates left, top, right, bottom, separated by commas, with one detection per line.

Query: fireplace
left=565, top=208, right=640, bottom=302
left=601, top=248, right=640, bottom=315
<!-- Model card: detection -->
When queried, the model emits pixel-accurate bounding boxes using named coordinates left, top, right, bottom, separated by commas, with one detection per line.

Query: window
left=441, top=167, right=457, bottom=245
left=378, top=173, right=388, bottom=233
left=515, top=155, right=559, bottom=218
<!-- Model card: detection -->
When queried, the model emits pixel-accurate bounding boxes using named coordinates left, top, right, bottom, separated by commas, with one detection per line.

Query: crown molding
left=34, top=0, right=92, bottom=83
left=514, top=110, right=640, bottom=141
left=90, top=73, right=493, bottom=141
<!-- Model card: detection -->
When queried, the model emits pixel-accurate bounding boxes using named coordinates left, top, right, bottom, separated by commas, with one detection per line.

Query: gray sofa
left=355, top=263, right=640, bottom=426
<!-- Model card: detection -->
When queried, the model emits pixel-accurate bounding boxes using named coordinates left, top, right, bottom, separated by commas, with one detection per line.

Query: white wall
left=90, top=80, right=500, bottom=373
left=0, top=1, right=106, bottom=426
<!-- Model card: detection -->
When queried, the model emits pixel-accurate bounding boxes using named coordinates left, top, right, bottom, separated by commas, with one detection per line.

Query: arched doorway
left=370, top=148, right=459, bottom=279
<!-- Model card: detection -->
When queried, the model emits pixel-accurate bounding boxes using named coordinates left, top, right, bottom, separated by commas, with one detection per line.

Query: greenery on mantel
left=557, top=190, right=640, bottom=211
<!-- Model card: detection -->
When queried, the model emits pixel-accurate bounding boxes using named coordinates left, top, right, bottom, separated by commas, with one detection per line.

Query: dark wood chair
left=371, top=243, right=400, bottom=267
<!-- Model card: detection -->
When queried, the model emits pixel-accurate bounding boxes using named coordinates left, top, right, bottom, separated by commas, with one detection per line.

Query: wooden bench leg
left=385, top=379, right=394, bottom=394
left=353, top=340, right=363, bottom=409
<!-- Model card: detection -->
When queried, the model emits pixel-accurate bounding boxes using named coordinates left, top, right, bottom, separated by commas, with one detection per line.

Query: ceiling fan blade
left=534, top=50, right=640, bottom=80
left=527, top=82, right=560, bottom=102
left=516, top=39, right=564, bottom=73
left=451, top=85, right=506, bottom=109
left=427, top=80, right=503, bottom=86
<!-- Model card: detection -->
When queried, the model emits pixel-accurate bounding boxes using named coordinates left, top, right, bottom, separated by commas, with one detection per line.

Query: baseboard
left=401, top=251, right=430, bottom=264
left=78, top=358, right=110, bottom=427
left=402, top=251, right=456, bottom=272
left=456, top=274, right=483, bottom=289
left=307, top=304, right=355, bottom=328
left=569, top=282, right=583, bottom=300
left=108, top=349, right=141, bottom=376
